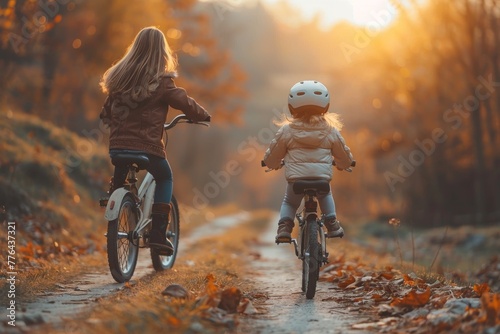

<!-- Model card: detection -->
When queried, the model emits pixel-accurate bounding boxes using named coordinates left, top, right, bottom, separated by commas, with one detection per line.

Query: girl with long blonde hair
left=100, top=27, right=211, bottom=255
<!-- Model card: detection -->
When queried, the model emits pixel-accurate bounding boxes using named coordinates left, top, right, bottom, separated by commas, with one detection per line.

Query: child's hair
left=276, top=111, right=343, bottom=131
left=100, top=26, right=177, bottom=100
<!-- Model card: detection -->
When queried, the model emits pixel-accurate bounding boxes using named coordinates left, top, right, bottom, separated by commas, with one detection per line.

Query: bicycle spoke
left=107, top=195, right=139, bottom=283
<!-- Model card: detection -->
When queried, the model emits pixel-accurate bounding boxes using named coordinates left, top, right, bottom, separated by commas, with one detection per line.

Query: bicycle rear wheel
left=107, top=194, right=139, bottom=283
left=302, top=216, right=322, bottom=299
left=151, top=195, right=180, bottom=271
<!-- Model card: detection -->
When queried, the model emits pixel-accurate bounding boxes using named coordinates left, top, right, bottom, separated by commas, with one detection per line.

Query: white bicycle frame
left=104, top=171, right=156, bottom=238
left=103, top=114, right=209, bottom=239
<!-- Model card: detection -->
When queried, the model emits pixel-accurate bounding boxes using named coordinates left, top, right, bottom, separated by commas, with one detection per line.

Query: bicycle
left=262, top=160, right=355, bottom=299
left=100, top=114, right=209, bottom=283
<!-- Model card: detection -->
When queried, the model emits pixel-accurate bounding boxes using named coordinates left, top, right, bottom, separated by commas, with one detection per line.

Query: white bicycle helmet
left=288, top=80, right=330, bottom=116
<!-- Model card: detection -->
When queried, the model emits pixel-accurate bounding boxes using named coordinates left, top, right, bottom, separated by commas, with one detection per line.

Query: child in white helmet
left=263, top=80, right=354, bottom=243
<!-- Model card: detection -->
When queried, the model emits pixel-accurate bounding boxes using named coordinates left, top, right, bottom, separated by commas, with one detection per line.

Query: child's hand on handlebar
left=261, top=159, right=284, bottom=172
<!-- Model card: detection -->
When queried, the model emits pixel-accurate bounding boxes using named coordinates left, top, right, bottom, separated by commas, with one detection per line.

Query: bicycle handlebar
left=164, top=114, right=210, bottom=130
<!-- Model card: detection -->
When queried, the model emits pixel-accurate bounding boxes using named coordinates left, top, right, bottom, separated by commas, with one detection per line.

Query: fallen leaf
left=480, top=292, right=500, bottom=326
left=217, top=287, right=242, bottom=313
left=372, top=293, right=386, bottom=302
left=162, top=284, right=189, bottom=299
left=391, top=286, right=431, bottom=308
left=167, top=315, right=181, bottom=327
left=205, top=273, right=218, bottom=297
left=238, top=298, right=258, bottom=315
left=473, top=283, right=490, bottom=297
left=338, top=275, right=356, bottom=289
left=379, top=272, right=395, bottom=280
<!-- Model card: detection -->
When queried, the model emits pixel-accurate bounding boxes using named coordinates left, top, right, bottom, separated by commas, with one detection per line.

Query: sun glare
left=258, top=0, right=398, bottom=29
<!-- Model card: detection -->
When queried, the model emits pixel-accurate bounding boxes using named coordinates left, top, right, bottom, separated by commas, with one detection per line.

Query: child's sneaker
left=275, top=218, right=294, bottom=243
left=324, top=218, right=344, bottom=238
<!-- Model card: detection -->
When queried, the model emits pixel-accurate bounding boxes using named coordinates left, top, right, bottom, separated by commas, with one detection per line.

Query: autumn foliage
left=321, top=254, right=500, bottom=333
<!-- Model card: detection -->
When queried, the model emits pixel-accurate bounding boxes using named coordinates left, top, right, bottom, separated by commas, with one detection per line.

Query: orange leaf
left=205, top=273, right=218, bottom=296
left=481, top=292, right=500, bottom=326
left=391, top=286, right=431, bottom=308
left=218, top=287, right=242, bottom=313
left=403, top=274, right=422, bottom=286
left=338, top=275, right=356, bottom=289
left=474, top=283, right=490, bottom=297
left=379, top=272, right=395, bottom=280
left=18, top=242, right=35, bottom=257
left=167, top=316, right=181, bottom=327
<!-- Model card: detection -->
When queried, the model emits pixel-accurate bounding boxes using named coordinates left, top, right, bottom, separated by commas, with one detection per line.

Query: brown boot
left=324, top=216, right=344, bottom=238
left=149, top=203, right=174, bottom=256
left=275, top=218, right=294, bottom=243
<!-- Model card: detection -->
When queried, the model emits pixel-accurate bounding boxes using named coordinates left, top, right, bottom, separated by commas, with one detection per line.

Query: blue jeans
left=280, top=182, right=336, bottom=221
left=110, top=150, right=173, bottom=204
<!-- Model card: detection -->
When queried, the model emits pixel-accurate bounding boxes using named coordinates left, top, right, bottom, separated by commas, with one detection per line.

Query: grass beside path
left=31, top=209, right=273, bottom=334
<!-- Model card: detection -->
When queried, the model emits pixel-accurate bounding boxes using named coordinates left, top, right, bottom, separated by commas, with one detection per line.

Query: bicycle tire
left=107, top=194, right=139, bottom=283
left=151, top=195, right=180, bottom=271
left=302, top=216, right=321, bottom=299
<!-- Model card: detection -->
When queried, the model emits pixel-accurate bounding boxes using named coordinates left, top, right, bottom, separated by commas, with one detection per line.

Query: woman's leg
left=109, top=150, right=128, bottom=193
left=147, top=155, right=174, bottom=255
left=111, top=165, right=128, bottom=192
left=146, top=155, right=173, bottom=204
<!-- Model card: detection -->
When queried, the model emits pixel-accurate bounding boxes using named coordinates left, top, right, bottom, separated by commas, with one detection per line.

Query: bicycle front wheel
left=302, top=216, right=322, bottom=299
left=107, top=194, right=139, bottom=283
left=151, top=195, right=180, bottom=271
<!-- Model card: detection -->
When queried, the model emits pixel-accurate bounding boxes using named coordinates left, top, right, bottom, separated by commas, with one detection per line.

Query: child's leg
left=318, top=192, right=344, bottom=238
left=276, top=183, right=302, bottom=242
left=318, top=192, right=336, bottom=218
left=280, top=182, right=303, bottom=220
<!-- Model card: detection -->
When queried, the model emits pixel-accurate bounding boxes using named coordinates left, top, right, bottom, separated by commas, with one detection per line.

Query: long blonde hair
left=100, top=27, right=177, bottom=100
left=277, top=111, right=344, bottom=131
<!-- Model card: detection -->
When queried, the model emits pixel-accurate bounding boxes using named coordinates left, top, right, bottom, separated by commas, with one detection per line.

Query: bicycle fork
left=295, top=208, right=329, bottom=264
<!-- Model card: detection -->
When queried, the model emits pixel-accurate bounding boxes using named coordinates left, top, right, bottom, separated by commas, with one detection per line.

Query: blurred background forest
left=1, top=0, right=499, bottom=243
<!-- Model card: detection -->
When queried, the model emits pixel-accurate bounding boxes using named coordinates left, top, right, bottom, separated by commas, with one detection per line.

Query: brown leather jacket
left=100, top=75, right=210, bottom=158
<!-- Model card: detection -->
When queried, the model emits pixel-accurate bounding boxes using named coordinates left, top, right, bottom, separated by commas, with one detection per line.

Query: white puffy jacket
left=263, top=120, right=353, bottom=181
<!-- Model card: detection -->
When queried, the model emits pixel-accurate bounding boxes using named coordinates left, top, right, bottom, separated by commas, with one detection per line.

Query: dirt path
left=10, top=248, right=154, bottom=331
left=5, top=212, right=371, bottom=333
left=3, top=212, right=251, bottom=332
left=243, top=215, right=371, bottom=334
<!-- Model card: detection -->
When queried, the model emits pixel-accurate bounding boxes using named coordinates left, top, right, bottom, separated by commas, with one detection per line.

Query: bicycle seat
left=111, top=153, right=150, bottom=170
left=293, top=180, right=330, bottom=195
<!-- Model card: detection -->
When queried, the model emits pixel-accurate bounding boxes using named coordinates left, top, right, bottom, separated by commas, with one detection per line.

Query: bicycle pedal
left=99, top=198, right=109, bottom=207
left=275, top=238, right=292, bottom=244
